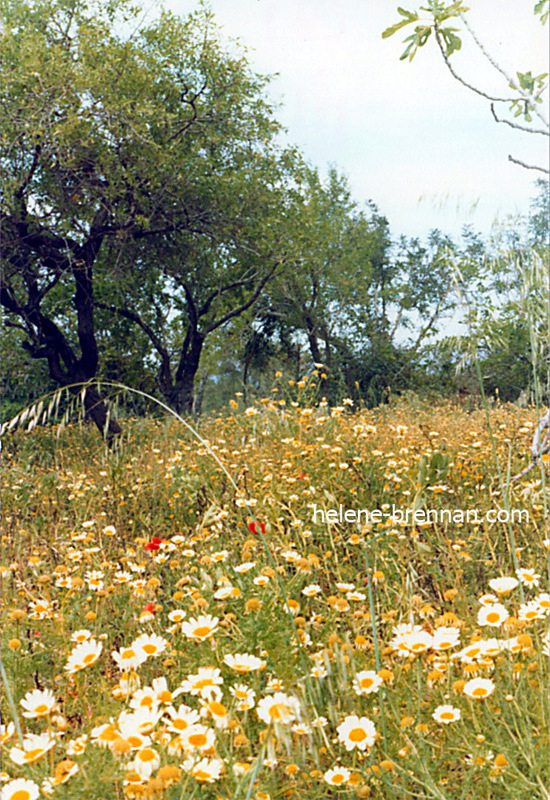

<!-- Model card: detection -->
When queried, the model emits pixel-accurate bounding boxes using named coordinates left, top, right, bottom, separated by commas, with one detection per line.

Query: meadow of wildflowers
left=1, top=391, right=548, bottom=799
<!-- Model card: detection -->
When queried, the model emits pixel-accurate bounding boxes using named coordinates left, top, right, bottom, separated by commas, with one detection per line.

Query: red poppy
left=248, top=521, right=266, bottom=535
left=142, top=602, right=156, bottom=615
left=144, top=536, right=164, bottom=551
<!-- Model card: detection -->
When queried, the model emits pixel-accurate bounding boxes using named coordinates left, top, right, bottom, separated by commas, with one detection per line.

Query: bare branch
left=459, top=12, right=549, bottom=128
left=94, top=301, right=170, bottom=362
left=434, top=28, right=517, bottom=104
left=205, top=260, right=282, bottom=333
left=490, top=103, right=549, bottom=136
left=508, top=155, right=549, bottom=173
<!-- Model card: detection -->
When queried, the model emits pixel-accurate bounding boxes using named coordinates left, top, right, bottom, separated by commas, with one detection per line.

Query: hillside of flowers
left=1, top=393, right=548, bottom=800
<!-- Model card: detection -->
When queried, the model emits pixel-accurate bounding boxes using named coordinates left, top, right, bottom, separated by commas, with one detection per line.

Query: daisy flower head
left=70, top=629, right=92, bottom=644
left=116, top=713, right=153, bottom=751
left=302, top=584, right=321, bottom=597
left=224, top=653, right=266, bottom=673
left=66, top=735, right=88, bottom=756
left=163, top=704, right=200, bottom=734
left=337, top=715, right=377, bottom=751
left=431, top=627, right=461, bottom=651
left=65, top=638, right=103, bottom=674
left=182, top=756, right=223, bottom=783
left=477, top=603, right=509, bottom=628
left=213, top=585, right=238, bottom=600
left=130, top=687, right=159, bottom=712
left=256, top=693, right=301, bottom=725
left=234, top=562, right=256, bottom=574
left=132, top=633, right=168, bottom=659
left=323, top=766, right=351, bottom=786
left=129, top=747, right=160, bottom=779
left=352, top=670, right=383, bottom=696
left=463, top=677, right=495, bottom=699
left=180, top=724, right=216, bottom=752
left=151, top=677, right=177, bottom=705
left=535, top=592, right=550, bottom=612
left=292, top=722, right=312, bottom=735
left=84, top=569, right=104, bottom=591
left=0, top=722, right=15, bottom=745
left=1, top=778, right=40, bottom=800
left=518, top=600, right=546, bottom=622
left=488, top=576, right=518, bottom=595
left=168, top=609, right=186, bottom=624
left=9, top=732, right=56, bottom=765
left=229, top=684, right=256, bottom=711
left=432, top=705, right=461, bottom=724
left=517, top=568, right=541, bottom=588
left=20, top=688, right=57, bottom=718
left=112, top=644, right=147, bottom=672
left=391, top=630, right=433, bottom=656
left=478, top=594, right=498, bottom=606
left=179, top=667, right=223, bottom=698
left=200, top=699, right=230, bottom=729
left=180, top=615, right=219, bottom=641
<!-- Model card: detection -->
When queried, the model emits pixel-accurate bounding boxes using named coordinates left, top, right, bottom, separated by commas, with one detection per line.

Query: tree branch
left=490, top=103, right=549, bottom=136
left=434, top=27, right=517, bottom=104
left=507, top=155, right=549, bottom=173
left=459, top=11, right=549, bottom=128
left=198, top=273, right=258, bottom=317
left=205, top=261, right=282, bottom=333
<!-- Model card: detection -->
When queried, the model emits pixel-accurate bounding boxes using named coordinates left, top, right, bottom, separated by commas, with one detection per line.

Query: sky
left=158, top=0, right=548, bottom=240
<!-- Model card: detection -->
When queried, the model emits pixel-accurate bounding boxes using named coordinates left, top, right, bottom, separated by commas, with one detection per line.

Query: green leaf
left=382, top=10, right=419, bottom=39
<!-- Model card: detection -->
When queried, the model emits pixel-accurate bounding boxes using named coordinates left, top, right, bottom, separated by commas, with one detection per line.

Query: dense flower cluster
left=1, top=397, right=547, bottom=798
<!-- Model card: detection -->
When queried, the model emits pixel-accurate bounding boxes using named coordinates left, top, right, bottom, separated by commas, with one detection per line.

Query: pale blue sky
left=162, top=0, right=548, bottom=239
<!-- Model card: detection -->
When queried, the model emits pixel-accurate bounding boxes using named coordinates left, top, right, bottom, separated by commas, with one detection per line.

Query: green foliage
left=1, top=0, right=300, bottom=421
left=382, top=2, right=468, bottom=60
left=384, top=0, right=549, bottom=140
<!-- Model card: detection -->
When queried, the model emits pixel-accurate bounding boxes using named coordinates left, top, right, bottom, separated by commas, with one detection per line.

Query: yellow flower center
left=188, top=733, right=208, bottom=747
left=127, top=736, right=143, bottom=748
left=268, top=703, right=289, bottom=721
left=11, top=790, right=31, bottom=800
left=192, top=626, right=211, bottom=638
left=349, top=728, right=367, bottom=742
left=24, top=747, right=45, bottom=761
